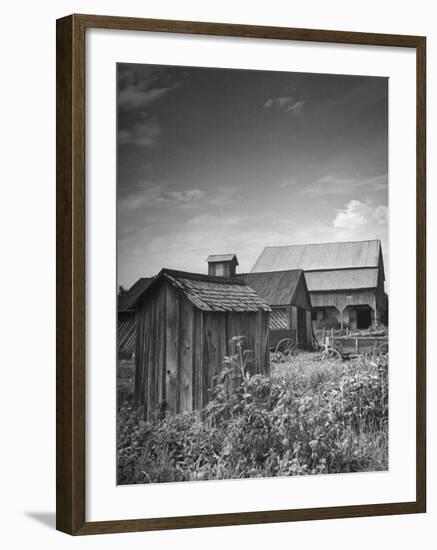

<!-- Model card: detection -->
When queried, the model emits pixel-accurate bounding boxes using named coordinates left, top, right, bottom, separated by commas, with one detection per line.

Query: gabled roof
left=241, top=270, right=305, bottom=306
left=118, top=277, right=154, bottom=313
left=206, top=253, right=239, bottom=264
left=305, top=268, right=378, bottom=292
left=252, top=240, right=382, bottom=273
left=138, top=268, right=270, bottom=312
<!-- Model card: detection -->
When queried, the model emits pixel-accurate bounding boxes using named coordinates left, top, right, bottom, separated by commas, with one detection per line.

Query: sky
left=117, top=63, right=388, bottom=289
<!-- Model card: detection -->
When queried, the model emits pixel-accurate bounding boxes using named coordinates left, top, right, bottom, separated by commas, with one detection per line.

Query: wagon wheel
left=275, top=338, right=296, bottom=361
left=321, top=345, right=342, bottom=360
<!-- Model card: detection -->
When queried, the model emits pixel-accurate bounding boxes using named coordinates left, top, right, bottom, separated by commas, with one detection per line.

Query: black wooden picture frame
left=56, top=13, right=426, bottom=535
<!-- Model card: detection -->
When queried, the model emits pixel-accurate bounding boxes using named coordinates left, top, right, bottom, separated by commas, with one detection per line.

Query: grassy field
left=117, top=351, right=388, bottom=484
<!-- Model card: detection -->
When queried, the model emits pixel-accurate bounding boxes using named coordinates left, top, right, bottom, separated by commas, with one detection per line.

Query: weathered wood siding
left=135, top=281, right=270, bottom=419
left=306, top=310, right=313, bottom=344
left=375, top=262, right=387, bottom=320
left=310, top=289, right=377, bottom=311
left=292, top=276, right=312, bottom=310
left=118, top=313, right=135, bottom=357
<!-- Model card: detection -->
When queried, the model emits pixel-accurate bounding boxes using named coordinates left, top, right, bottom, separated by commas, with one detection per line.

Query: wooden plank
left=157, top=286, right=166, bottom=415
left=202, top=314, right=211, bottom=406
left=193, top=310, right=203, bottom=411
left=202, top=313, right=227, bottom=406
left=217, top=314, right=227, bottom=375
left=165, top=283, right=179, bottom=416
left=306, top=310, right=312, bottom=348
left=264, top=312, right=271, bottom=375
left=134, top=308, right=143, bottom=405
left=240, top=313, right=254, bottom=374
left=203, top=313, right=218, bottom=406
left=291, top=306, right=298, bottom=345
left=180, top=297, right=194, bottom=413
left=146, top=295, right=157, bottom=420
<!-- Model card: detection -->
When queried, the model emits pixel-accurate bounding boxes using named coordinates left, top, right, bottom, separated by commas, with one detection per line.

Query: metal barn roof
left=305, top=268, right=378, bottom=292
left=241, top=270, right=304, bottom=306
left=143, top=269, right=270, bottom=312
left=118, top=277, right=154, bottom=313
left=252, top=240, right=382, bottom=273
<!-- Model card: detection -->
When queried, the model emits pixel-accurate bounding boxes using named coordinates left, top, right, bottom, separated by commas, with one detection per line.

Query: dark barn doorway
left=356, top=307, right=371, bottom=329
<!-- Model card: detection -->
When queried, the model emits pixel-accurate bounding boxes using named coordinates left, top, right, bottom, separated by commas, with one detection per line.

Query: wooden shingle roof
left=162, top=269, right=270, bottom=312
left=252, top=240, right=382, bottom=273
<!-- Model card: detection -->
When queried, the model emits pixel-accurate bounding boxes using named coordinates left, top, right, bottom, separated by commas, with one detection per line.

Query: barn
left=252, top=239, right=387, bottom=330
left=118, top=277, right=153, bottom=358
left=133, top=268, right=271, bottom=419
left=241, top=270, right=313, bottom=349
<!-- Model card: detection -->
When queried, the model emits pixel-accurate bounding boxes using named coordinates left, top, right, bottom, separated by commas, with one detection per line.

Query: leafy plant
left=117, top=338, right=388, bottom=484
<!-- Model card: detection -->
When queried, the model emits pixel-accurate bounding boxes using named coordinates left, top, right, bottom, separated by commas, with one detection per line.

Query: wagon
left=270, top=327, right=298, bottom=361
left=321, top=334, right=388, bottom=360
left=268, top=307, right=316, bottom=361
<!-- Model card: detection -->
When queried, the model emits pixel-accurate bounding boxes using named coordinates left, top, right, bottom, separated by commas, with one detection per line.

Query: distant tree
left=118, top=285, right=127, bottom=296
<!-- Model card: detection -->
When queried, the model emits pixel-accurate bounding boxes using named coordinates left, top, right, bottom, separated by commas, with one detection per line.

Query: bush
left=117, top=341, right=388, bottom=484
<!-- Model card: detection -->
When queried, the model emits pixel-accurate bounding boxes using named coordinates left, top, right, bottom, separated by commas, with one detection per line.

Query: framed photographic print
left=56, top=14, right=426, bottom=535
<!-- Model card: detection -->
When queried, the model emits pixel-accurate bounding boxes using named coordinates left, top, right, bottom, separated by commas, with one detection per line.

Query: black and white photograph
left=116, top=63, right=389, bottom=485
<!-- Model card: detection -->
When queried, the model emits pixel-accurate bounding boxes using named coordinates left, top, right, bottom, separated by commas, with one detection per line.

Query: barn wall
left=292, top=276, right=312, bottom=310
left=202, top=312, right=228, bottom=407
left=306, top=310, right=313, bottom=346
left=135, top=281, right=168, bottom=419
left=375, top=262, right=387, bottom=321
left=310, top=289, right=377, bottom=310
left=165, top=282, right=178, bottom=415
left=201, top=310, right=270, bottom=410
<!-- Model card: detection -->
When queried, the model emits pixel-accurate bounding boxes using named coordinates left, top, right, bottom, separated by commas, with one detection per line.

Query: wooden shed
left=242, top=270, right=313, bottom=349
left=252, top=240, right=387, bottom=330
left=133, top=268, right=271, bottom=419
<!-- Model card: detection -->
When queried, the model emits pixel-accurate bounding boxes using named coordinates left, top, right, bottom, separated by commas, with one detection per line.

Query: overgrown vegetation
left=117, top=337, right=388, bottom=484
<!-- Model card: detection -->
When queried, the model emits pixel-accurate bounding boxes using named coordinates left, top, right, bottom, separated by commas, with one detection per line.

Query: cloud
left=119, top=86, right=173, bottom=110
left=334, top=200, right=388, bottom=229
left=187, top=214, right=243, bottom=227
left=279, top=178, right=297, bottom=188
left=264, top=96, right=305, bottom=114
left=117, top=65, right=180, bottom=111
left=118, top=119, right=161, bottom=147
left=119, top=185, right=207, bottom=212
left=118, top=199, right=389, bottom=288
left=119, top=183, right=242, bottom=219
left=305, top=174, right=388, bottom=196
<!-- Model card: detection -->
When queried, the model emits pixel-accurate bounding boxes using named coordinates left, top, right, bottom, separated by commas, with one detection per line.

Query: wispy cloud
left=118, top=119, right=162, bottom=147
left=187, top=213, right=243, bottom=227
left=120, top=185, right=206, bottom=211
left=304, top=174, right=388, bottom=196
left=279, top=178, right=297, bottom=188
left=118, top=85, right=174, bottom=110
left=264, top=96, right=305, bottom=114
left=119, top=183, right=242, bottom=215
left=117, top=65, right=180, bottom=111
